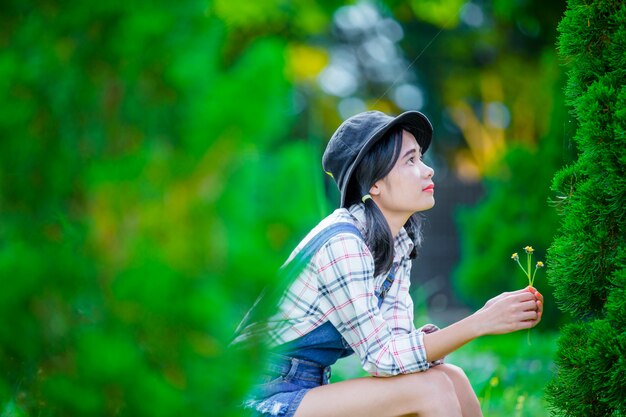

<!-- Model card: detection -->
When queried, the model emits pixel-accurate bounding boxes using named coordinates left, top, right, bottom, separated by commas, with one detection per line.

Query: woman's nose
left=423, top=163, right=434, bottom=179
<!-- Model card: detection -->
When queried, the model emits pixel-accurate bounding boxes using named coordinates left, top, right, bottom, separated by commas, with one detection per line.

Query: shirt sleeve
left=312, top=233, right=437, bottom=377
left=383, top=258, right=445, bottom=366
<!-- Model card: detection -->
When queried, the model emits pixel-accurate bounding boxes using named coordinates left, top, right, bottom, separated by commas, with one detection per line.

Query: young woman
left=238, top=110, right=544, bottom=417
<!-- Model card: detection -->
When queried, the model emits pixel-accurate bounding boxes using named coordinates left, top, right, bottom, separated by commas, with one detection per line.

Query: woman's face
left=371, top=129, right=435, bottom=216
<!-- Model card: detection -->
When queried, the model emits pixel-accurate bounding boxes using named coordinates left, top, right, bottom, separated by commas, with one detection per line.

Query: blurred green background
left=1, top=0, right=569, bottom=416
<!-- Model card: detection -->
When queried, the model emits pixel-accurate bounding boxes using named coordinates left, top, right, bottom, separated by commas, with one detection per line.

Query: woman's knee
left=399, top=368, right=462, bottom=416
left=437, top=364, right=470, bottom=384
left=437, top=364, right=476, bottom=395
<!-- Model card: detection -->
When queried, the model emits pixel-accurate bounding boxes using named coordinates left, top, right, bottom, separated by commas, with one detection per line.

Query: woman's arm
left=315, top=234, right=435, bottom=376
left=423, top=287, right=544, bottom=362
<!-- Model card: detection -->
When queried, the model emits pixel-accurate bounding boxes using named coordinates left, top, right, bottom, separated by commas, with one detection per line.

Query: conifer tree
left=546, top=1, right=626, bottom=415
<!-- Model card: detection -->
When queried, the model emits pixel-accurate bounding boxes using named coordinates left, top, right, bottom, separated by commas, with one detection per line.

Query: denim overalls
left=243, top=223, right=397, bottom=417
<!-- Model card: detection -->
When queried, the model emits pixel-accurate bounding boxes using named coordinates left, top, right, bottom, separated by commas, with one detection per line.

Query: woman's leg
left=294, top=364, right=471, bottom=417
left=437, top=364, right=483, bottom=417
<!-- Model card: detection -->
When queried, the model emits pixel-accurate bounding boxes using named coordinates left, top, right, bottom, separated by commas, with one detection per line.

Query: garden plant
left=546, top=0, right=626, bottom=415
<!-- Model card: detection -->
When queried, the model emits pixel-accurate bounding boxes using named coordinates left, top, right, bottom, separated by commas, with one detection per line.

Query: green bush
left=0, top=2, right=325, bottom=416
left=545, top=1, right=626, bottom=415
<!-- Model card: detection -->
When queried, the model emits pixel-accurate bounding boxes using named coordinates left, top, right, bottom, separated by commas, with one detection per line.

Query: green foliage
left=453, top=55, right=567, bottom=329
left=455, top=332, right=559, bottom=417
left=546, top=0, right=626, bottom=415
left=0, top=2, right=326, bottom=416
left=546, top=313, right=626, bottom=416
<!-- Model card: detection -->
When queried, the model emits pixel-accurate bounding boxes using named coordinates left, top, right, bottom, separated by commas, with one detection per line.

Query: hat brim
left=340, top=111, right=433, bottom=208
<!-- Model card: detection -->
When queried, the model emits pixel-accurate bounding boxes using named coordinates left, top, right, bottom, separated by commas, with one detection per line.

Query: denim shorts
left=243, top=353, right=331, bottom=417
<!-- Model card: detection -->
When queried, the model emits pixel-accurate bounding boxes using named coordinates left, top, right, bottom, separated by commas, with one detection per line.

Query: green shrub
left=0, top=3, right=324, bottom=416
left=545, top=1, right=626, bottom=415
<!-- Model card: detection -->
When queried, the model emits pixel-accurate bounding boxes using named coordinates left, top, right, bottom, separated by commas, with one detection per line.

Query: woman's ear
left=369, top=181, right=382, bottom=197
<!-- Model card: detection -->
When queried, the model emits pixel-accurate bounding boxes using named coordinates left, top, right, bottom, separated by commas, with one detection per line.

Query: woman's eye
left=408, top=157, right=415, bottom=164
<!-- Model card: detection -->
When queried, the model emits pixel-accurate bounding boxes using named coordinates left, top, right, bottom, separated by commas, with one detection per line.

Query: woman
left=237, top=110, right=544, bottom=417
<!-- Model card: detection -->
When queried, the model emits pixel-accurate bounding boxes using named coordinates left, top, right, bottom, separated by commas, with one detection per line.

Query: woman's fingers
left=516, top=298, right=541, bottom=326
left=520, top=300, right=538, bottom=312
left=484, top=287, right=541, bottom=310
left=534, top=290, right=544, bottom=318
left=520, top=309, right=538, bottom=321
left=513, top=292, right=537, bottom=303
left=480, top=288, right=545, bottom=334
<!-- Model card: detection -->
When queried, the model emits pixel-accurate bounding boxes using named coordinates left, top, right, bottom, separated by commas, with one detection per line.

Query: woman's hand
left=423, top=287, right=545, bottom=361
left=475, top=287, right=543, bottom=335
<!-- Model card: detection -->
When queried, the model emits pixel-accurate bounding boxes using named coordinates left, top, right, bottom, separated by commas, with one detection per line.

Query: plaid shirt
left=266, top=203, right=440, bottom=377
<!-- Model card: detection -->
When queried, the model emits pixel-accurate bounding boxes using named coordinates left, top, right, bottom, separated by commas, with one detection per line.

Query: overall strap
left=233, top=222, right=364, bottom=339
left=377, top=264, right=398, bottom=309
left=286, top=222, right=398, bottom=310
left=279, top=222, right=364, bottom=280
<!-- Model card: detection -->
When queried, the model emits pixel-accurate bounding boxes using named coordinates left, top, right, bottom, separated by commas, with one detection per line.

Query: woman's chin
left=415, top=199, right=435, bottom=212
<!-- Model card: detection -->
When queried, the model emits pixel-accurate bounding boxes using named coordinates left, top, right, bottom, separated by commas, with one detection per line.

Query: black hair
left=345, top=126, right=423, bottom=276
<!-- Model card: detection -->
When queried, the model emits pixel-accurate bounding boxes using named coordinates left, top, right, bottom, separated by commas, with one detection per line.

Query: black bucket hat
left=322, top=110, right=433, bottom=208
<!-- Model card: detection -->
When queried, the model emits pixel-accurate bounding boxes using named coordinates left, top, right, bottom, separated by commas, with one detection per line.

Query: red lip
left=422, top=184, right=435, bottom=192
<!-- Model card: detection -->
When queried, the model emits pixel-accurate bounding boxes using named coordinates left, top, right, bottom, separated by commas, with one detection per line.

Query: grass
left=448, top=330, right=558, bottom=416
left=332, top=330, right=559, bottom=416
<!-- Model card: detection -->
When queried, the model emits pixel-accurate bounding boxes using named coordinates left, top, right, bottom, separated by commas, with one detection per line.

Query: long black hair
left=345, top=126, right=422, bottom=276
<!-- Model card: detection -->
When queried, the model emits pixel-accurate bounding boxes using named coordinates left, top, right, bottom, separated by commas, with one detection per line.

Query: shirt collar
left=347, top=203, right=415, bottom=262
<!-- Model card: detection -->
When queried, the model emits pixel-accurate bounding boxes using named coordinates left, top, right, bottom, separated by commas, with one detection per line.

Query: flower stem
left=515, top=258, right=528, bottom=278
